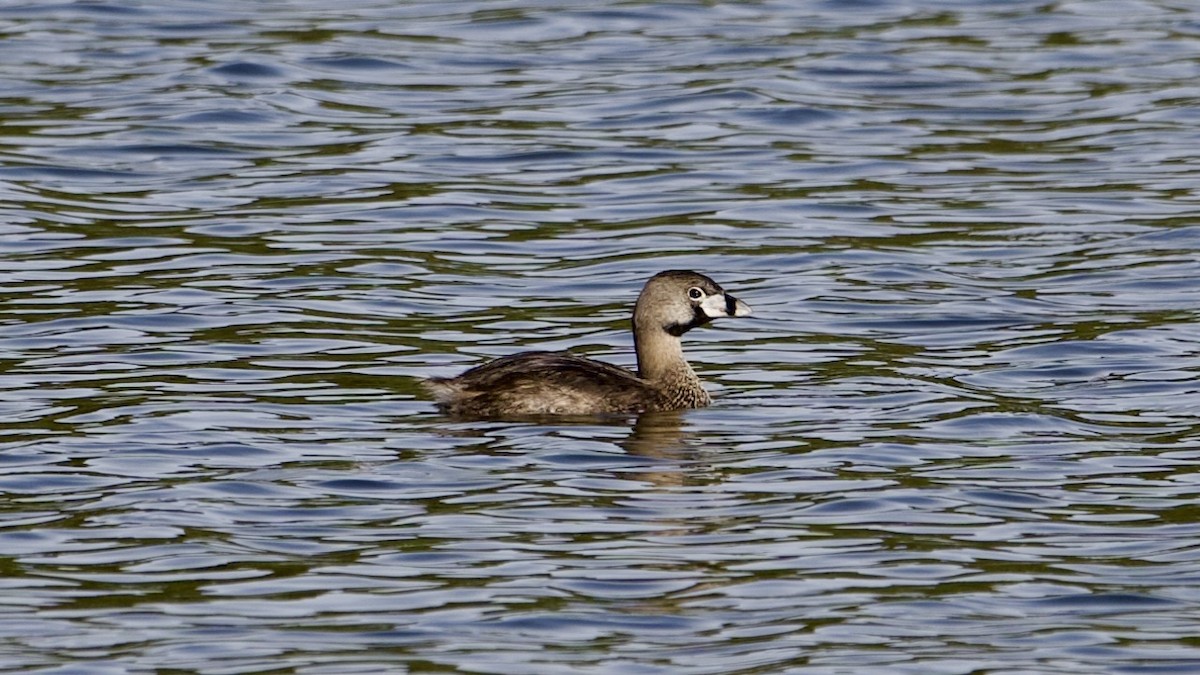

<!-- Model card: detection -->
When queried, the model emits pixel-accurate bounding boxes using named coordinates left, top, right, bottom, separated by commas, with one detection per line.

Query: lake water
left=2, top=0, right=1199, bottom=672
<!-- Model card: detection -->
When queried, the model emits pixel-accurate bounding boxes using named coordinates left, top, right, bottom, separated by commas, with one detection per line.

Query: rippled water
left=2, top=0, right=1200, bottom=672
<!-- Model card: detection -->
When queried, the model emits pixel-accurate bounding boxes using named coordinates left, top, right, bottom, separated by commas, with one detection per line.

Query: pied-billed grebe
left=422, top=270, right=751, bottom=417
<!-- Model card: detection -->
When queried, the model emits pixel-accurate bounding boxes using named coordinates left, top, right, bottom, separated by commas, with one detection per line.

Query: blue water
left=2, top=1, right=1199, bottom=672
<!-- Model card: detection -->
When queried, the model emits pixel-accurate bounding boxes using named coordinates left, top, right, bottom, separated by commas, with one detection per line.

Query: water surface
left=2, top=1, right=1199, bottom=672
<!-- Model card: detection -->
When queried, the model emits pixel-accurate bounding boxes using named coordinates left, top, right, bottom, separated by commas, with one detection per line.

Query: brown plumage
left=422, top=270, right=752, bottom=418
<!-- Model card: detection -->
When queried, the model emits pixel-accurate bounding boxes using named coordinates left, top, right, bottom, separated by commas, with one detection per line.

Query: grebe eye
left=687, top=287, right=704, bottom=300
